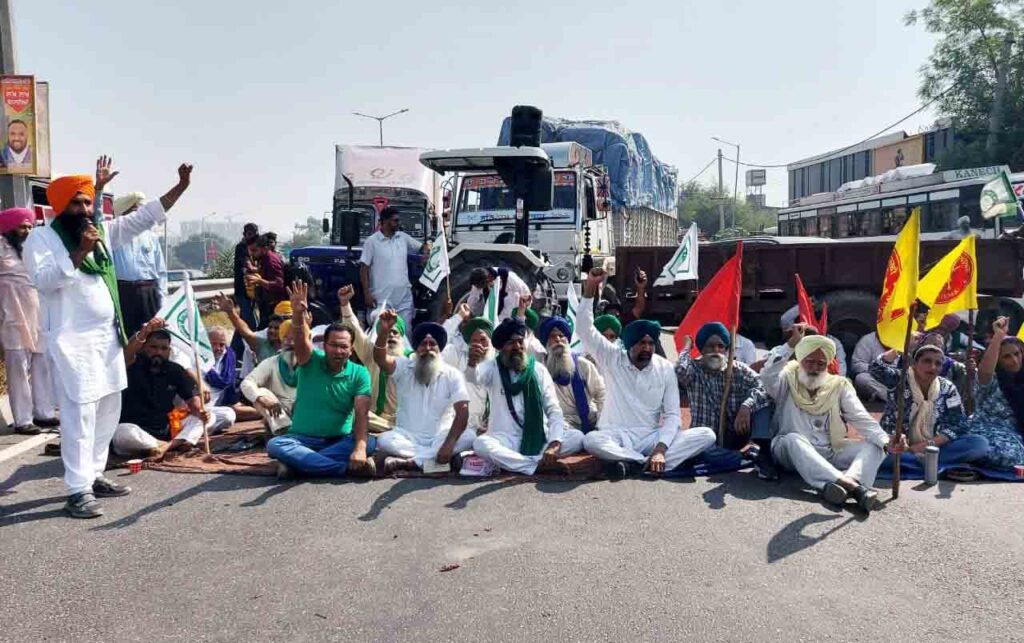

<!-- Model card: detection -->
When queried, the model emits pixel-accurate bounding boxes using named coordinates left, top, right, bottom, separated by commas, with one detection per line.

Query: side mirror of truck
left=322, top=217, right=330, bottom=234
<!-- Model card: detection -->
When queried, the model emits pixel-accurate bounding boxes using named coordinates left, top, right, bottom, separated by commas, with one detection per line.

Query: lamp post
left=353, top=108, right=409, bottom=146
left=712, top=136, right=741, bottom=227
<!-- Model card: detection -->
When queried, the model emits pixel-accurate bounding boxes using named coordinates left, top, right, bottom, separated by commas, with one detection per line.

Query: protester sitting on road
left=734, top=334, right=758, bottom=367
left=677, top=322, right=777, bottom=480
left=760, top=324, right=897, bottom=512
left=593, top=313, right=623, bottom=344
left=266, top=282, right=376, bottom=479
left=780, top=314, right=847, bottom=376
left=239, top=320, right=299, bottom=435
left=468, top=317, right=584, bottom=475
left=870, top=332, right=969, bottom=397
left=112, top=320, right=236, bottom=459
left=466, top=265, right=532, bottom=323
left=512, top=293, right=546, bottom=358
left=877, top=343, right=989, bottom=477
left=338, top=284, right=410, bottom=432
left=578, top=268, right=716, bottom=479
left=373, top=314, right=473, bottom=473
left=538, top=316, right=605, bottom=434
left=441, top=305, right=494, bottom=435
left=212, top=293, right=284, bottom=379
left=851, top=331, right=889, bottom=402
left=966, top=316, right=1024, bottom=471
left=0, top=207, right=58, bottom=435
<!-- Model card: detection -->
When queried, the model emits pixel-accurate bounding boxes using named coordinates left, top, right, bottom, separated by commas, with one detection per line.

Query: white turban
left=113, top=192, right=146, bottom=216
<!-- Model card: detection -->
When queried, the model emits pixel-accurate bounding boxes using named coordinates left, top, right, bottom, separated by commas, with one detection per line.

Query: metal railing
left=169, top=277, right=234, bottom=301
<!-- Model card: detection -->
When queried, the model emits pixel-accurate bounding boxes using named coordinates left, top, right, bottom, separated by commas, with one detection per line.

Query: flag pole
left=965, top=308, right=976, bottom=415
left=891, top=302, right=918, bottom=499
left=184, top=273, right=212, bottom=456
left=716, top=323, right=739, bottom=448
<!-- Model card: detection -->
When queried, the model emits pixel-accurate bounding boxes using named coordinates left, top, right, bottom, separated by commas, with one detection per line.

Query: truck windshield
left=333, top=204, right=427, bottom=245
left=456, top=171, right=576, bottom=227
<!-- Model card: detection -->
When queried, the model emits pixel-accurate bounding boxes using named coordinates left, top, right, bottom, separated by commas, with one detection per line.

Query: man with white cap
left=373, top=313, right=474, bottom=473
left=111, top=191, right=167, bottom=335
left=578, top=268, right=717, bottom=479
left=760, top=323, right=897, bottom=512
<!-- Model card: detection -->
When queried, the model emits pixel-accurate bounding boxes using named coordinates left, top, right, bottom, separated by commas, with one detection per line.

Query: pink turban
left=0, top=207, right=34, bottom=234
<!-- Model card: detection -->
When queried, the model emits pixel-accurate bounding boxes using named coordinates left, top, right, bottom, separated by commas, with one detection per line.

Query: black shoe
left=851, top=485, right=882, bottom=512
left=92, top=476, right=131, bottom=498
left=12, top=424, right=41, bottom=436
left=451, top=453, right=465, bottom=474
left=43, top=442, right=61, bottom=457
left=33, top=417, right=60, bottom=429
left=755, top=458, right=780, bottom=482
left=64, top=492, right=104, bottom=519
left=820, top=481, right=849, bottom=506
left=606, top=461, right=641, bottom=481
left=276, top=462, right=294, bottom=481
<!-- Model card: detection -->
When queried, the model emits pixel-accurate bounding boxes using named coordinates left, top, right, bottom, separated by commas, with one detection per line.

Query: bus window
left=930, top=200, right=959, bottom=232
left=860, top=210, right=881, bottom=236
left=805, top=217, right=818, bottom=236
left=880, top=207, right=908, bottom=235
left=818, top=215, right=832, bottom=238
left=836, top=213, right=850, bottom=237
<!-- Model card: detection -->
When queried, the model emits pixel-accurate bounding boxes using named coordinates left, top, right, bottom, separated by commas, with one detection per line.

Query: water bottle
left=924, top=445, right=940, bottom=485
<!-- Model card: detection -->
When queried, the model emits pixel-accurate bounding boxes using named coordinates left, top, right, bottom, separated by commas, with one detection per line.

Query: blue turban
left=621, top=319, right=661, bottom=351
left=695, top=322, right=731, bottom=351
left=411, top=322, right=447, bottom=352
left=492, top=317, right=528, bottom=349
left=538, top=316, right=572, bottom=346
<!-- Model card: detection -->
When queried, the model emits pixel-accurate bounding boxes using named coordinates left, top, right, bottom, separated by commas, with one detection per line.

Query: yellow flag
left=918, top=235, right=978, bottom=329
left=876, top=208, right=920, bottom=348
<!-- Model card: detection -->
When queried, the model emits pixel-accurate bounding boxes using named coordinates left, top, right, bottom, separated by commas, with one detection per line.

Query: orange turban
left=46, top=175, right=95, bottom=215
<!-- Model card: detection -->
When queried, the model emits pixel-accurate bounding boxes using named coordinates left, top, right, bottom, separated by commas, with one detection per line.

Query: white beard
left=414, top=352, right=440, bottom=386
left=545, top=344, right=575, bottom=381
left=387, top=339, right=405, bottom=358
left=702, top=354, right=726, bottom=371
left=797, top=369, right=825, bottom=391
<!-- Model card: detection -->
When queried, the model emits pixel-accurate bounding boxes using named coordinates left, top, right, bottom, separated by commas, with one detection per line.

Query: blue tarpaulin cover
left=498, top=117, right=678, bottom=214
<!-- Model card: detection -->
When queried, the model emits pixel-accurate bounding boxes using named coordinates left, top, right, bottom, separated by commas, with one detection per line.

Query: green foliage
left=285, top=216, right=327, bottom=255
left=205, top=248, right=235, bottom=279
left=676, top=181, right=775, bottom=237
left=173, top=234, right=230, bottom=270
left=906, top=0, right=1024, bottom=169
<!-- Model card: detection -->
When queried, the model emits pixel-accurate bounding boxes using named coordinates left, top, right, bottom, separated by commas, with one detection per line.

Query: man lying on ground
left=578, top=268, right=716, bottom=479
left=468, top=317, right=584, bottom=475
left=760, top=324, right=898, bottom=512
left=112, top=319, right=235, bottom=458
left=266, top=282, right=376, bottom=479
left=373, top=313, right=473, bottom=473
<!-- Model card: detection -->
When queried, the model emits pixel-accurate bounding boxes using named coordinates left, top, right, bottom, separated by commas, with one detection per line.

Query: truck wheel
left=822, top=290, right=879, bottom=361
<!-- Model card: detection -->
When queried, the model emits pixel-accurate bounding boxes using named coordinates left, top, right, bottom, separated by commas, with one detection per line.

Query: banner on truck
left=0, top=75, right=37, bottom=176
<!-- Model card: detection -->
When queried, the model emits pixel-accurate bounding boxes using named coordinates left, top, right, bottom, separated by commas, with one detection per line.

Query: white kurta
left=24, top=199, right=166, bottom=404
left=467, top=268, right=532, bottom=323
left=441, top=314, right=491, bottom=431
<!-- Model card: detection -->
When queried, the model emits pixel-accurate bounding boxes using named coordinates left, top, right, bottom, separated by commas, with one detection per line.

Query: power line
left=683, top=157, right=718, bottom=184
left=717, top=84, right=957, bottom=169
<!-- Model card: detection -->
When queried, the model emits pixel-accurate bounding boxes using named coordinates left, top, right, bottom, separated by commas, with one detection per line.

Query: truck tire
left=427, top=257, right=539, bottom=322
left=822, top=290, right=879, bottom=361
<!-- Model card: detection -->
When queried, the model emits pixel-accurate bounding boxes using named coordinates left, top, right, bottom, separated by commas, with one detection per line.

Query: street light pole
left=0, top=0, right=28, bottom=209
left=353, top=108, right=409, bottom=147
left=712, top=136, right=741, bottom=228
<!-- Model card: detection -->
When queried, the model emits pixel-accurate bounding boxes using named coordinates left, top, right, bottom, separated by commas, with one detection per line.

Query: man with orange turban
left=0, top=207, right=58, bottom=435
left=23, top=156, right=193, bottom=519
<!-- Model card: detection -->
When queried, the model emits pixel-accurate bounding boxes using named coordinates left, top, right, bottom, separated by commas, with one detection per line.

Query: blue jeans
left=267, top=433, right=378, bottom=478
left=880, top=434, right=991, bottom=477
left=230, top=295, right=259, bottom=358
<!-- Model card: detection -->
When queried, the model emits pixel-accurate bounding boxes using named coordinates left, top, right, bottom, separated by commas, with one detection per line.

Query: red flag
left=674, top=241, right=743, bottom=356
left=795, top=273, right=838, bottom=373
left=818, top=302, right=829, bottom=336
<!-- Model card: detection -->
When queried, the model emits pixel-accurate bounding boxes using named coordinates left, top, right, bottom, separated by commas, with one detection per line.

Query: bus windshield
left=456, top=171, right=577, bottom=227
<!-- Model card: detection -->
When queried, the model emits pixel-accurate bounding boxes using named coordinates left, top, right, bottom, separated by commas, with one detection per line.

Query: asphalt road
left=2, top=450, right=1023, bottom=643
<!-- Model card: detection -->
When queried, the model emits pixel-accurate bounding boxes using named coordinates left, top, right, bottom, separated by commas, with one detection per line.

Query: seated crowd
left=122, top=265, right=1024, bottom=515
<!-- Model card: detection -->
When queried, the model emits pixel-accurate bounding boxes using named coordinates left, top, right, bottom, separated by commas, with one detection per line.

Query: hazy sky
left=15, top=0, right=938, bottom=237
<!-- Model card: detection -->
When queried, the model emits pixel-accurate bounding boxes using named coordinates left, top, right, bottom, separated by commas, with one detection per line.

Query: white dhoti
left=377, top=427, right=477, bottom=467
left=583, top=426, right=716, bottom=471
left=111, top=406, right=237, bottom=457
left=58, top=388, right=122, bottom=495
left=4, top=348, right=57, bottom=426
left=772, top=432, right=884, bottom=490
left=472, top=428, right=585, bottom=475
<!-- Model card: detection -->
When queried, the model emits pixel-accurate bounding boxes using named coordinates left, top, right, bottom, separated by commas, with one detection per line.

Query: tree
left=676, top=181, right=775, bottom=239
left=205, top=248, right=235, bottom=279
left=283, top=216, right=327, bottom=255
left=906, top=0, right=1024, bottom=169
left=173, top=234, right=230, bottom=270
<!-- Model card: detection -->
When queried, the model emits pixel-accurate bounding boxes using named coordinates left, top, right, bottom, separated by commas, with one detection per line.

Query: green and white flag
left=565, top=282, right=583, bottom=353
left=980, top=171, right=1018, bottom=220
left=157, top=277, right=215, bottom=371
left=654, top=222, right=699, bottom=287
left=484, top=283, right=499, bottom=325
left=419, top=225, right=451, bottom=292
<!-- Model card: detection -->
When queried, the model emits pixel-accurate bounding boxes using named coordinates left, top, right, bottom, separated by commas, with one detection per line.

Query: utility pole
left=717, top=148, right=725, bottom=233
left=733, top=144, right=740, bottom=227
left=0, top=0, right=28, bottom=208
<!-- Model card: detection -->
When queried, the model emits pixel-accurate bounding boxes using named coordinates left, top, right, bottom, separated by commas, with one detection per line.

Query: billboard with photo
left=0, top=75, right=37, bottom=176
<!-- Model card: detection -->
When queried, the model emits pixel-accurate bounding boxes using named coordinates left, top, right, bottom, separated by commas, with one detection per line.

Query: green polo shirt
left=288, top=350, right=371, bottom=438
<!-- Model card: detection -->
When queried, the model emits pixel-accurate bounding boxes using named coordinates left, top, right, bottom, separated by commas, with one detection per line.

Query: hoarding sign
left=745, top=169, right=766, bottom=187
left=0, top=75, right=37, bottom=175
